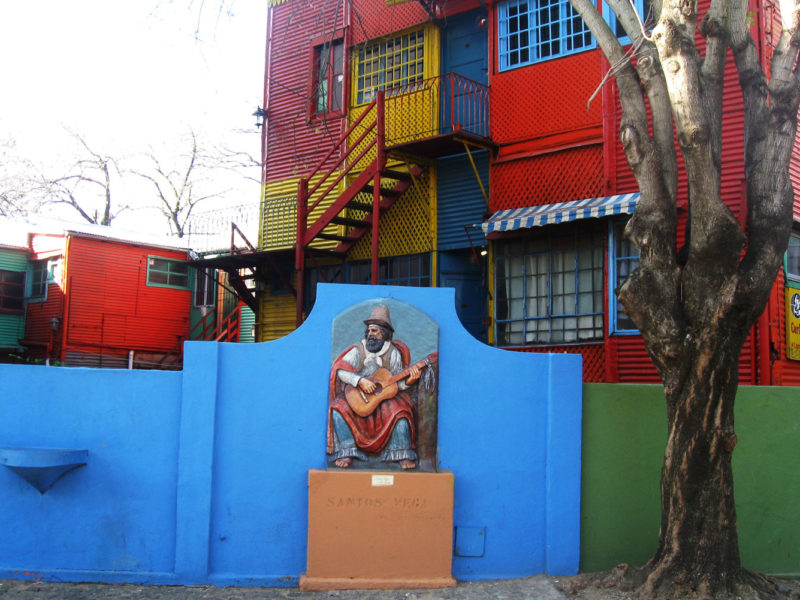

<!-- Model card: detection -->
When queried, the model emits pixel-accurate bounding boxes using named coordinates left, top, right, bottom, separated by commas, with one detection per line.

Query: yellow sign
left=787, top=288, right=800, bottom=361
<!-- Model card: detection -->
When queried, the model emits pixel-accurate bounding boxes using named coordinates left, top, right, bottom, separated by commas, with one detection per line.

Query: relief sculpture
left=327, top=300, right=439, bottom=471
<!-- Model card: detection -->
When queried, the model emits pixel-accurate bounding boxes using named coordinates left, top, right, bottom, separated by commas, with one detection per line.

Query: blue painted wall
left=0, top=284, right=582, bottom=587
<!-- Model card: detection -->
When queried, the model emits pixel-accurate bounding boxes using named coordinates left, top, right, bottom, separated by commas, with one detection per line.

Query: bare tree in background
left=0, top=137, right=42, bottom=218
left=567, top=0, right=800, bottom=598
left=35, top=133, right=130, bottom=226
left=134, top=130, right=226, bottom=237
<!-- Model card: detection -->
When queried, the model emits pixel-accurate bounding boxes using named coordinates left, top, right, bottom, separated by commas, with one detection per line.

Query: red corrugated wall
left=605, top=0, right=763, bottom=383
left=266, top=0, right=349, bottom=181
left=265, top=0, right=430, bottom=183
left=23, top=235, right=67, bottom=359
left=62, top=236, right=190, bottom=360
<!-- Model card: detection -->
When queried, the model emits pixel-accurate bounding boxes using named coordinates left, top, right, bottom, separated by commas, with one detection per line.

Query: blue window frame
left=497, top=0, right=594, bottom=71
left=602, top=0, right=652, bottom=45
left=609, top=219, right=639, bottom=333
left=494, top=224, right=604, bottom=346
left=786, top=232, right=800, bottom=290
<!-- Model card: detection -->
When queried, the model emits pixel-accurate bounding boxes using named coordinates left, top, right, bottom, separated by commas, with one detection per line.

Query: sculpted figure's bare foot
left=334, top=457, right=352, bottom=468
left=399, top=459, right=416, bottom=470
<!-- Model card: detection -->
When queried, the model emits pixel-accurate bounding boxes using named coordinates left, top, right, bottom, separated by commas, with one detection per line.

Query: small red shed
left=22, top=225, right=192, bottom=369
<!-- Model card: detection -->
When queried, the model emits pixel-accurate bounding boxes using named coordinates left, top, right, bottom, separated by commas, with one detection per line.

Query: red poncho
left=326, top=340, right=417, bottom=455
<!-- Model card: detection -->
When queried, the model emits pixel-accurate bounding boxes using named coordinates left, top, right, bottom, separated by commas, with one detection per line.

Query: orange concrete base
left=299, top=469, right=456, bottom=591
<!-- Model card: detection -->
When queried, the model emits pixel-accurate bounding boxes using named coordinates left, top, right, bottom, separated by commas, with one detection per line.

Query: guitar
left=344, top=352, right=438, bottom=417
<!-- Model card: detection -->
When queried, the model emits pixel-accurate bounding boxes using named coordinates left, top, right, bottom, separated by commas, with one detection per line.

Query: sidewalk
left=0, top=577, right=568, bottom=600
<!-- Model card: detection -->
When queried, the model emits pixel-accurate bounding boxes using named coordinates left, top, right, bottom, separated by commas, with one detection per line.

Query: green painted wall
left=581, top=383, right=800, bottom=576
left=0, top=248, right=29, bottom=351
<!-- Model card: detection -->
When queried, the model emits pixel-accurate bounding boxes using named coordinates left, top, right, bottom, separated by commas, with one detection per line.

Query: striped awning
left=481, top=193, right=640, bottom=234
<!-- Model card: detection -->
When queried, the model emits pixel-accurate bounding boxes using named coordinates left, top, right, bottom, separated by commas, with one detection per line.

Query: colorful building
left=19, top=226, right=196, bottom=368
left=199, top=0, right=800, bottom=385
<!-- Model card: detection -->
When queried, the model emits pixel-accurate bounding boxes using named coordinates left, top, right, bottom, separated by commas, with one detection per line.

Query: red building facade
left=252, top=0, right=800, bottom=385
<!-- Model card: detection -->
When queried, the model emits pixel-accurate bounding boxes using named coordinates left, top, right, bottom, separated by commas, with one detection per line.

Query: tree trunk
left=642, top=334, right=743, bottom=598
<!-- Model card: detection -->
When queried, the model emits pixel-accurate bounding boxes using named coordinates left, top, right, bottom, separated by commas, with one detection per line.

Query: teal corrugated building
left=0, top=243, right=29, bottom=358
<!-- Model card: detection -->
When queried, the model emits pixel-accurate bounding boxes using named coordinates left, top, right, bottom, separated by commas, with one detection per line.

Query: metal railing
left=383, top=72, right=490, bottom=145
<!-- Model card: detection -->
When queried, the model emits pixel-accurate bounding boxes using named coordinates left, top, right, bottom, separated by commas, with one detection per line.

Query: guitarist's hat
left=364, top=304, right=394, bottom=333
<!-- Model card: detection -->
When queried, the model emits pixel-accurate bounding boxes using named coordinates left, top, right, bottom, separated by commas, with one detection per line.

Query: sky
left=0, top=1, right=268, bottom=243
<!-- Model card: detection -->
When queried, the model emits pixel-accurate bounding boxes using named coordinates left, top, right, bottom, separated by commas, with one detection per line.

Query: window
left=29, top=259, right=49, bottom=300
left=305, top=263, right=346, bottom=314
left=787, top=232, right=800, bottom=288
left=356, top=29, right=425, bottom=105
left=348, top=253, right=432, bottom=286
left=497, top=0, right=594, bottom=71
left=602, top=0, right=652, bottom=44
left=0, top=270, right=25, bottom=313
left=147, top=256, right=189, bottom=289
left=314, top=39, right=345, bottom=114
left=610, top=220, right=639, bottom=332
left=494, top=226, right=604, bottom=345
left=193, top=267, right=216, bottom=307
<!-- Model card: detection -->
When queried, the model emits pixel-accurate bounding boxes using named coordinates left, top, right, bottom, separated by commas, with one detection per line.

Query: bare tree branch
left=133, top=129, right=227, bottom=237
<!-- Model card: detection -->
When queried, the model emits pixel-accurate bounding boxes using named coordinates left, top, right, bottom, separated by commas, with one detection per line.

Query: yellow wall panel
left=257, top=289, right=297, bottom=341
left=260, top=175, right=346, bottom=251
left=347, top=164, right=435, bottom=260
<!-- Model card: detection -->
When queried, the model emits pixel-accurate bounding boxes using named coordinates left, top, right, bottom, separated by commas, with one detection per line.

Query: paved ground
left=0, top=577, right=569, bottom=600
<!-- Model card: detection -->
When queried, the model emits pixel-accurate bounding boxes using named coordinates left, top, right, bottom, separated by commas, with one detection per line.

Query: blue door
left=441, top=9, right=489, bottom=136
left=442, top=9, right=489, bottom=84
left=439, top=249, right=488, bottom=343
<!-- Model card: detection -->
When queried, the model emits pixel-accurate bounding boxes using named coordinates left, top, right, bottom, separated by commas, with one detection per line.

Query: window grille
left=29, top=260, right=49, bottom=300
left=0, top=270, right=25, bottom=313
left=494, top=225, right=604, bottom=345
left=314, top=39, right=345, bottom=114
left=610, top=219, right=639, bottom=333
left=497, top=0, right=593, bottom=71
left=356, top=29, right=425, bottom=105
left=147, top=257, right=190, bottom=289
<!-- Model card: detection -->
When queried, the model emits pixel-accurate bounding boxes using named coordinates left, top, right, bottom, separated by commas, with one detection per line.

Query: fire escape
left=188, top=73, right=491, bottom=335
left=294, top=72, right=492, bottom=326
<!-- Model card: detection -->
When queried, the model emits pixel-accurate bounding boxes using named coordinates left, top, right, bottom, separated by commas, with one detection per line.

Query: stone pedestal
left=299, top=469, right=456, bottom=590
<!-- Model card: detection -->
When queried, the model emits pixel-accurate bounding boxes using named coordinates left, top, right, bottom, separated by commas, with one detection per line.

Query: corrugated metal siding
left=23, top=283, right=65, bottom=359
left=0, top=248, right=28, bottom=271
left=258, top=288, right=296, bottom=341
left=64, top=237, right=190, bottom=355
left=491, top=50, right=603, bottom=146
left=0, top=314, right=25, bottom=351
left=613, top=332, right=757, bottom=385
left=0, top=248, right=29, bottom=350
left=239, top=306, right=256, bottom=343
left=437, top=151, right=489, bottom=250
left=266, top=0, right=347, bottom=182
